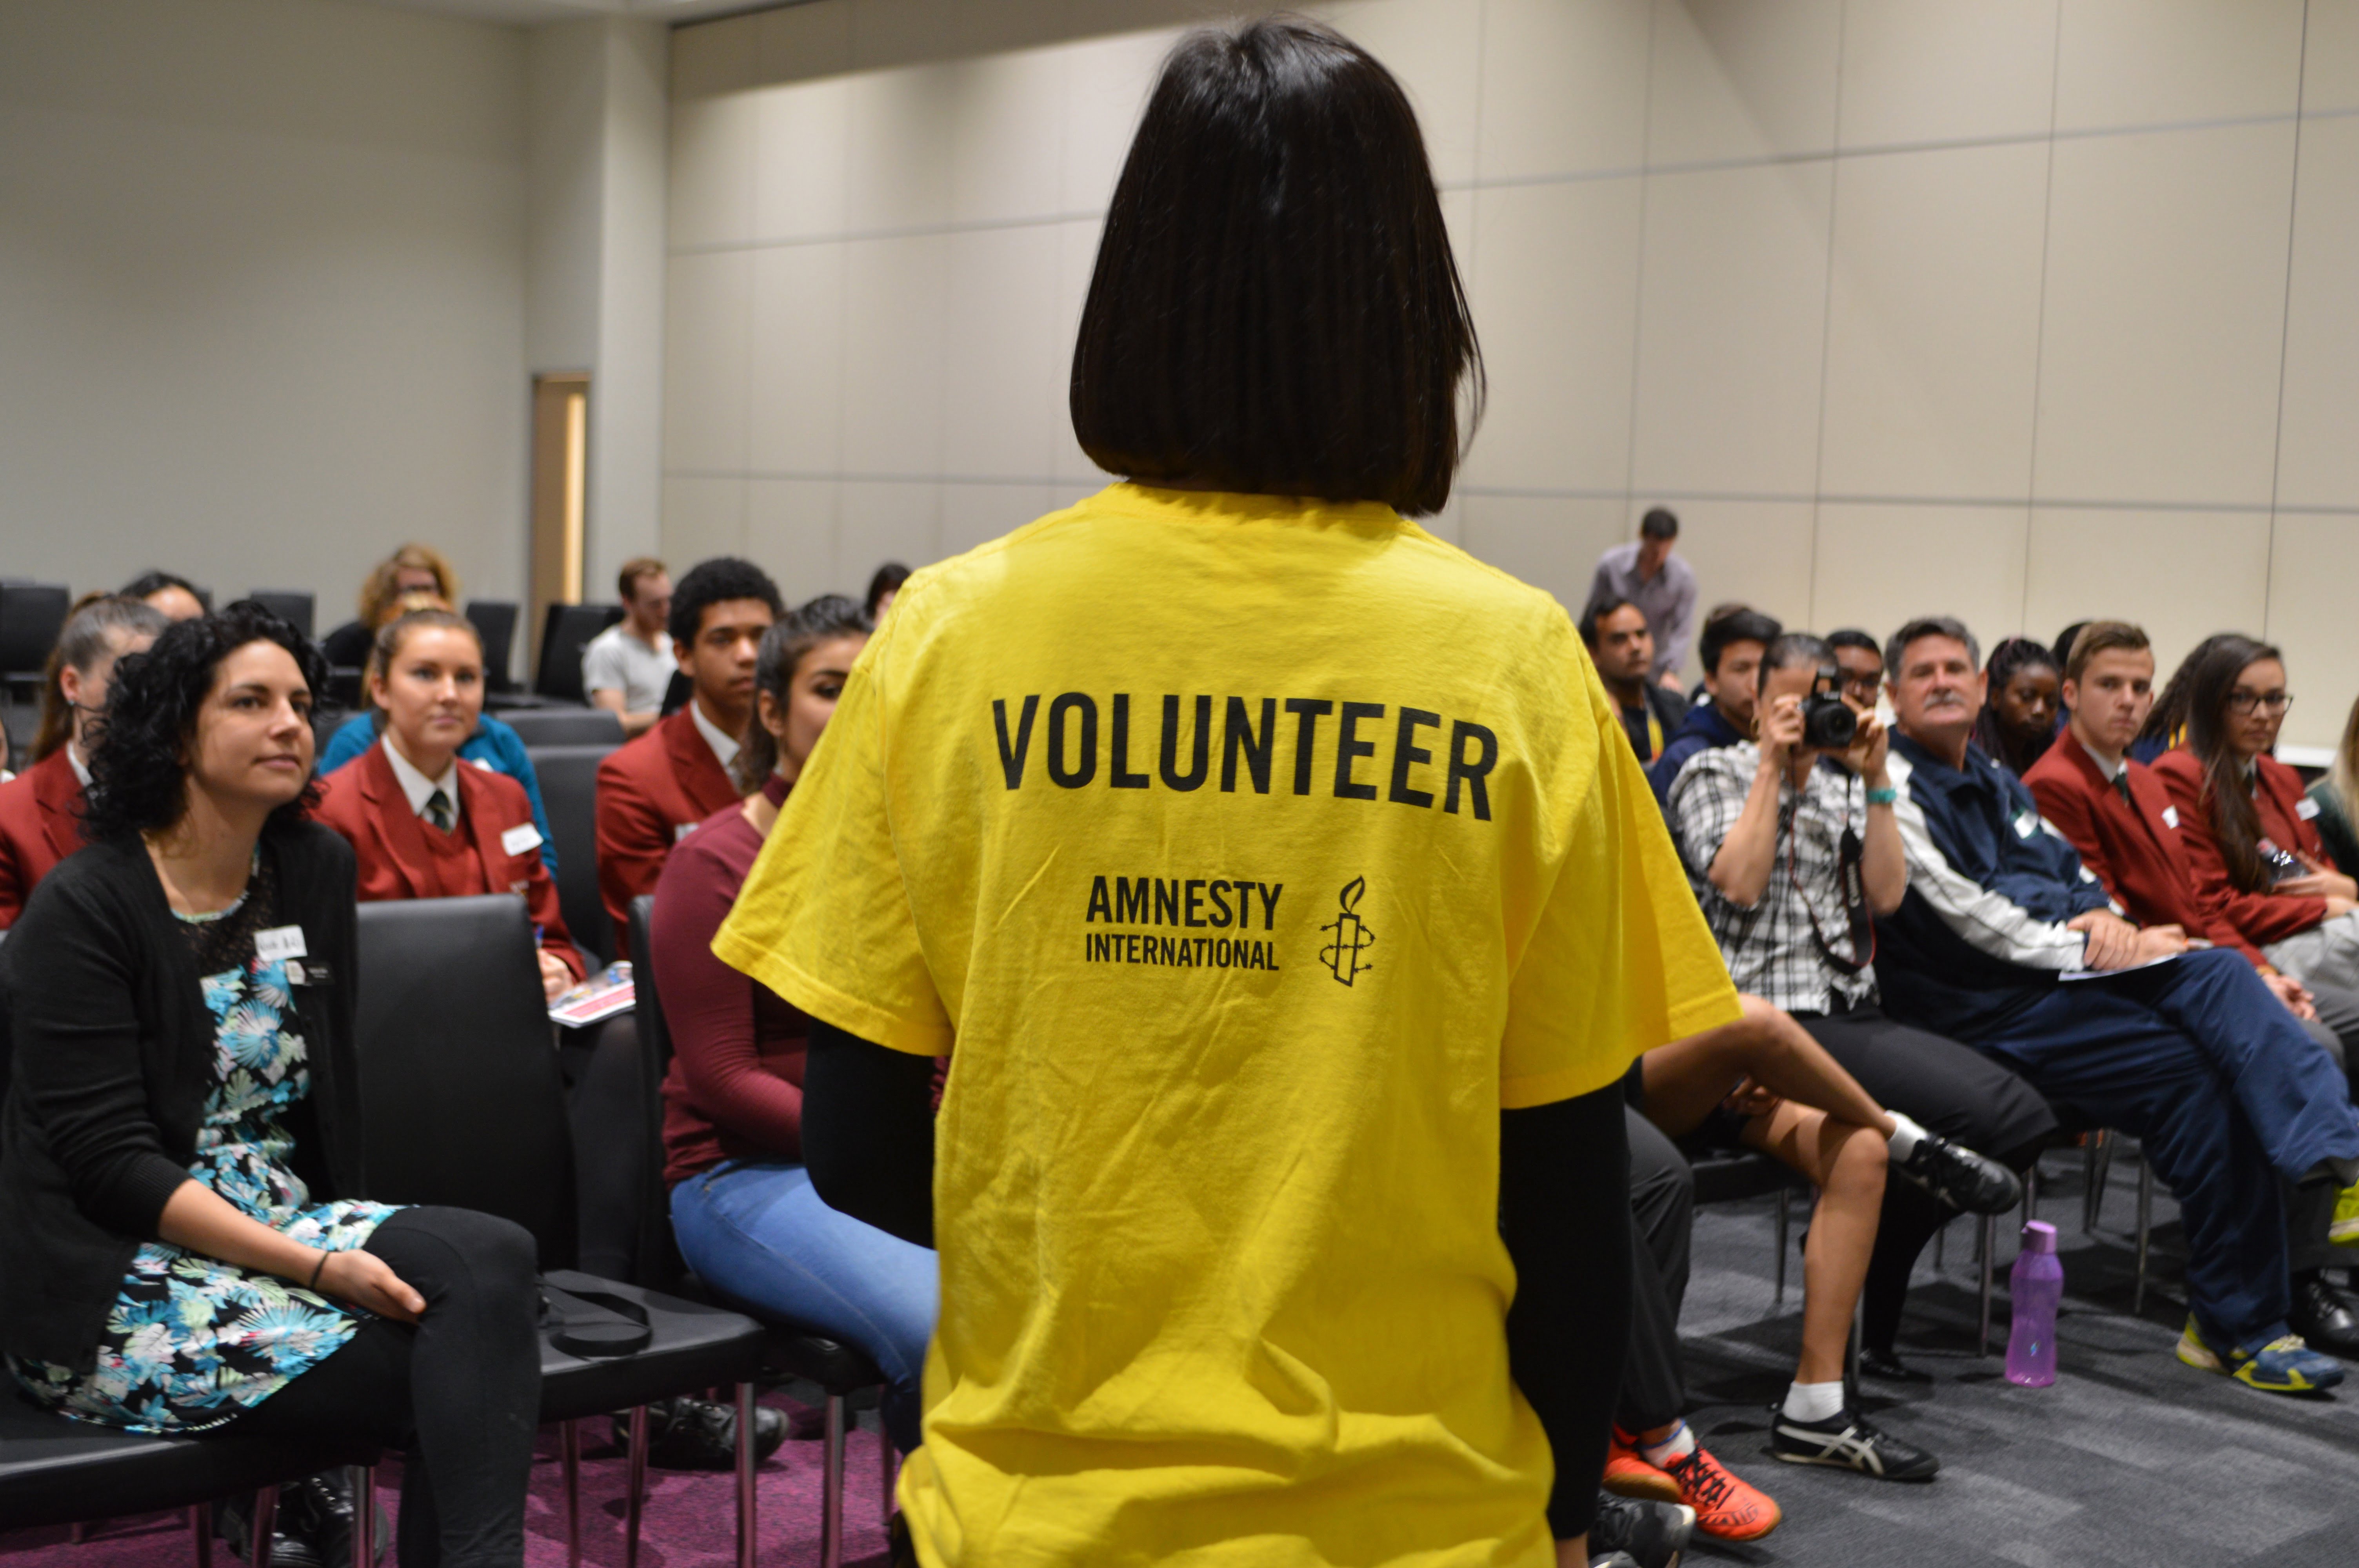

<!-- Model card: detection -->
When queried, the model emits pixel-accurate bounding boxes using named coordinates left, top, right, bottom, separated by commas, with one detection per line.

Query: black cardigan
left=0, top=823, right=364, bottom=1370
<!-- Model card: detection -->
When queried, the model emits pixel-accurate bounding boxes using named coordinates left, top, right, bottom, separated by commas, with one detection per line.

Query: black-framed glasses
left=2227, top=691, right=2294, bottom=715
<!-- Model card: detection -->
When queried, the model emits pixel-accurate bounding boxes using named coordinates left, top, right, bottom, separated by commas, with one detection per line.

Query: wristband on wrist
left=1865, top=785, right=1898, bottom=806
left=309, top=1250, right=331, bottom=1290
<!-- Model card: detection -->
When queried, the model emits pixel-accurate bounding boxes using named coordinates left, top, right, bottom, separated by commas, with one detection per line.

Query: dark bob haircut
left=83, top=600, right=327, bottom=843
left=668, top=556, right=785, bottom=647
left=1069, top=18, right=1482, bottom=517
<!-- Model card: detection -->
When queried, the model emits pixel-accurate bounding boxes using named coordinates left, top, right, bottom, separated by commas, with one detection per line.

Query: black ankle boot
left=216, top=1490, right=323, bottom=1568
left=613, top=1396, right=790, bottom=1471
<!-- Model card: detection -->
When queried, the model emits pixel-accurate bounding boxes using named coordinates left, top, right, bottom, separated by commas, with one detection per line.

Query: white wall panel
left=943, top=224, right=1067, bottom=480
left=1836, top=0, right=2058, bottom=150
left=746, top=242, right=847, bottom=476
left=1645, top=0, right=1844, bottom=167
left=1652, top=499, right=1816, bottom=636
left=752, top=78, right=852, bottom=241
left=2274, top=114, right=2359, bottom=512
left=1812, top=503, right=2029, bottom=651
left=838, top=232, right=949, bottom=475
left=746, top=477, right=841, bottom=601
left=2265, top=513, right=2359, bottom=751
left=2022, top=506, right=2272, bottom=693
left=1476, top=0, right=1652, bottom=182
left=2053, top=0, right=2304, bottom=132
left=1457, top=496, right=1628, bottom=615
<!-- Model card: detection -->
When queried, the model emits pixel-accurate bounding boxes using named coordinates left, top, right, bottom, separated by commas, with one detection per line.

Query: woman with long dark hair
left=0, top=603, right=542, bottom=1567
left=2157, top=636, right=2359, bottom=997
left=1972, top=637, right=2061, bottom=777
left=709, top=21, right=1734, bottom=1567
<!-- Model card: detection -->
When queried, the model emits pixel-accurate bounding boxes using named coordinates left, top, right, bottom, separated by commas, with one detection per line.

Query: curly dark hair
left=83, top=601, right=329, bottom=843
left=667, top=557, right=783, bottom=646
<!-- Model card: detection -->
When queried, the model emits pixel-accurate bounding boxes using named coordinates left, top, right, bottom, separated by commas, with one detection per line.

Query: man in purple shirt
left=1589, top=507, right=1697, bottom=689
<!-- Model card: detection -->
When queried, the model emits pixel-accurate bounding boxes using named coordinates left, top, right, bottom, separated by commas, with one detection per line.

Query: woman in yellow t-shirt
left=715, top=18, right=1740, bottom=1568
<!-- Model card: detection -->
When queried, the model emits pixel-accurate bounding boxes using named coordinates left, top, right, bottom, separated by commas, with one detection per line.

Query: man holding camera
left=1669, top=633, right=2056, bottom=1380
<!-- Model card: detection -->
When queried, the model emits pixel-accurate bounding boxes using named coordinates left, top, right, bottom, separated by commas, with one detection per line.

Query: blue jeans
left=671, top=1161, right=937, bottom=1452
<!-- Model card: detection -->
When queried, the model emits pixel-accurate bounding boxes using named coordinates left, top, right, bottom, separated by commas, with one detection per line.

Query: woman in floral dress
left=1, top=602, right=541, bottom=1568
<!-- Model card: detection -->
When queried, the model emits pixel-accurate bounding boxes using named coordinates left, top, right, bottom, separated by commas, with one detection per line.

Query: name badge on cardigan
left=255, top=925, right=308, bottom=962
left=2162, top=805, right=2180, bottom=829
left=502, top=822, right=543, bottom=857
left=2298, top=797, right=2322, bottom=820
left=674, top=822, right=698, bottom=843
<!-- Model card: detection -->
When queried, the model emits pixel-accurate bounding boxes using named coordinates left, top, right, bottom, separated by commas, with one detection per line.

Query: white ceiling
left=347, top=0, right=776, bottom=25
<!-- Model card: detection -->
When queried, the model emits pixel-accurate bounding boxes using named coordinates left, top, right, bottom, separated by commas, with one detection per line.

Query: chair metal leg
left=624, top=1405, right=650, bottom=1568
left=562, top=1417, right=582, bottom=1568
left=1774, top=1186, right=1790, bottom=1307
left=350, top=1466, right=375, bottom=1568
left=1978, top=1213, right=1997, bottom=1355
left=880, top=1418, right=897, bottom=1528
left=1934, top=1215, right=1946, bottom=1269
left=734, top=1383, right=758, bottom=1568
left=192, top=1503, right=213, bottom=1568
left=822, top=1392, right=847, bottom=1568
left=2023, top=1160, right=2038, bottom=1229
left=1845, top=1292, right=1864, bottom=1406
left=249, top=1487, right=279, bottom=1568
left=2085, top=1131, right=2113, bottom=1233
left=2135, top=1156, right=2155, bottom=1314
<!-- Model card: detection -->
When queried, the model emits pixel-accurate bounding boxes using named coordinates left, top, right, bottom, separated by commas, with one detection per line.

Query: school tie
left=2113, top=772, right=2134, bottom=811
left=425, top=788, right=454, bottom=834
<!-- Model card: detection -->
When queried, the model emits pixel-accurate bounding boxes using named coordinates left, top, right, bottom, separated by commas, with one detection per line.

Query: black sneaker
left=1893, top=1132, right=2021, bottom=1215
left=1589, top=1491, right=1693, bottom=1568
left=614, top=1395, right=790, bottom=1471
left=1766, top=1406, right=1940, bottom=1481
left=280, top=1469, right=388, bottom=1568
left=216, top=1490, right=323, bottom=1568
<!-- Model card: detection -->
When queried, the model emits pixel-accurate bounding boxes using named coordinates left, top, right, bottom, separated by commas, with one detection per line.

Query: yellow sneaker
left=2332, top=1182, right=2359, bottom=1245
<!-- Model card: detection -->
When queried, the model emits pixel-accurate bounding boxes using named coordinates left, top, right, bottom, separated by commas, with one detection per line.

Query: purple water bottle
left=2006, top=1220, right=2063, bottom=1387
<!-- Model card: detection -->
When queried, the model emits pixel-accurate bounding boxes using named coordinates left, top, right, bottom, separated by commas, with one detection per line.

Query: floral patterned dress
left=8, top=855, right=401, bottom=1434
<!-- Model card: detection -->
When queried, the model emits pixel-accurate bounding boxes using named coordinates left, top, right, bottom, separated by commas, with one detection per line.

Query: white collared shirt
left=690, top=699, right=740, bottom=771
left=381, top=737, right=462, bottom=824
left=66, top=744, right=91, bottom=790
left=2085, top=746, right=2126, bottom=784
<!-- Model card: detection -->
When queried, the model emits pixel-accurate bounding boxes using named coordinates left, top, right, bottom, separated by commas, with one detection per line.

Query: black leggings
left=227, top=1206, right=542, bottom=1568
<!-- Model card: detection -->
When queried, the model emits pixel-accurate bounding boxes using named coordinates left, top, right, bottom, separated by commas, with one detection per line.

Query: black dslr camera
left=1801, top=666, right=1858, bottom=750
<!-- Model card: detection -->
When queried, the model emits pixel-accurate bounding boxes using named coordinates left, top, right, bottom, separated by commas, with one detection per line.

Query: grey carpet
left=1667, top=1146, right=2359, bottom=1566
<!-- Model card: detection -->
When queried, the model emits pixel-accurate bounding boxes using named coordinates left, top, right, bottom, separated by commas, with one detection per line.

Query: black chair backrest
left=501, top=707, right=625, bottom=748
left=529, top=742, right=619, bottom=965
left=535, top=603, right=625, bottom=704
left=244, top=591, right=314, bottom=640
left=659, top=669, right=691, bottom=718
left=0, top=584, right=70, bottom=681
left=466, top=600, right=520, bottom=693
left=354, top=895, right=576, bottom=1268
left=626, top=894, right=685, bottom=1288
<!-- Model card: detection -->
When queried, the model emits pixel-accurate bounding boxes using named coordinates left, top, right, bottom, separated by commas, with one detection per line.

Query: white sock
left=1781, top=1379, right=1845, bottom=1424
left=1885, top=1111, right=1925, bottom=1163
left=1638, top=1421, right=1696, bottom=1467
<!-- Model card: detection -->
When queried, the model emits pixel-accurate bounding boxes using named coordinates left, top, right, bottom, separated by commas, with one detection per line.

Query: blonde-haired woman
left=322, top=544, right=460, bottom=670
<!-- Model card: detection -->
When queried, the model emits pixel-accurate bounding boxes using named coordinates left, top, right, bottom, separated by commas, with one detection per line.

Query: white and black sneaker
left=1766, top=1406, right=1940, bottom=1481
left=1589, top=1492, right=1694, bottom=1568
left=1893, top=1132, right=2021, bottom=1215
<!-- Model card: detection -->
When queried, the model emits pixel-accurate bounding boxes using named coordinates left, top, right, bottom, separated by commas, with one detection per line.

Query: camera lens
left=1801, top=695, right=1857, bottom=750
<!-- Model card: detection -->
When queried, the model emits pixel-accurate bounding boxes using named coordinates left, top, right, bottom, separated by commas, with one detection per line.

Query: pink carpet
left=0, top=1392, right=897, bottom=1568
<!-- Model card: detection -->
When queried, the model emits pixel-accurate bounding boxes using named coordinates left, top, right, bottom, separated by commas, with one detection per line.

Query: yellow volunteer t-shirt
left=716, top=484, right=1739, bottom=1567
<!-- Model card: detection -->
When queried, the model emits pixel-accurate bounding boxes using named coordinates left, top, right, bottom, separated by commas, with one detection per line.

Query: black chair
left=535, top=604, right=625, bottom=705
left=502, top=707, right=626, bottom=748
left=629, top=896, right=894, bottom=1566
left=0, top=1388, right=380, bottom=1566
left=659, top=669, right=691, bottom=719
left=466, top=600, right=521, bottom=693
left=245, top=591, right=314, bottom=640
left=0, top=583, right=70, bottom=700
left=352, top=895, right=769, bottom=1568
left=528, top=742, right=620, bottom=966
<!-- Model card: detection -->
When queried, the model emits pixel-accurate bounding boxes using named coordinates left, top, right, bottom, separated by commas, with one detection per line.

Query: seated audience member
left=0, top=594, right=167, bottom=926
left=595, top=557, right=781, bottom=947
left=1825, top=628, right=1883, bottom=712
left=120, top=570, right=208, bottom=622
left=1877, top=615, right=2359, bottom=1393
left=655, top=597, right=938, bottom=1456
left=318, top=596, right=557, bottom=875
left=1589, top=507, right=1696, bottom=691
left=1668, top=633, right=2048, bottom=1379
left=1, top=603, right=541, bottom=1568
left=865, top=561, right=912, bottom=622
left=2157, top=637, right=2359, bottom=997
left=2026, top=623, right=2359, bottom=1352
left=1648, top=607, right=1781, bottom=804
left=2133, top=632, right=2235, bottom=766
left=2308, top=695, right=2359, bottom=880
left=583, top=557, right=674, bottom=738
left=2050, top=621, right=2090, bottom=682
left=314, top=610, right=583, bottom=1000
left=322, top=544, right=458, bottom=670
left=1608, top=1116, right=1782, bottom=1543
left=1971, top=636, right=2061, bottom=777
left=1581, top=596, right=1687, bottom=765
left=0, top=723, right=10, bottom=784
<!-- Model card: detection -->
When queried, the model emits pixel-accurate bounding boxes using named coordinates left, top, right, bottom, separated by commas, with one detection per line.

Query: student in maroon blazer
left=2155, top=636, right=2359, bottom=1000
left=593, top=558, right=781, bottom=948
left=0, top=595, right=166, bottom=927
left=314, top=609, right=584, bottom=998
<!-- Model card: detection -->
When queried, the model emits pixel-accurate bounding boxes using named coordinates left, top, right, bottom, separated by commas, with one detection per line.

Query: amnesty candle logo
left=1318, top=877, right=1376, bottom=987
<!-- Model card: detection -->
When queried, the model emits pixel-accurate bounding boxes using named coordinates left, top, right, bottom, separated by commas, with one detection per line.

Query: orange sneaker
left=1602, top=1431, right=1681, bottom=1503
left=1660, top=1443, right=1782, bottom=1541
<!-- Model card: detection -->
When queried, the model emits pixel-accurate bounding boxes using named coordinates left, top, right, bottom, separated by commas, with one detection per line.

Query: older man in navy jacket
left=1876, top=615, right=2359, bottom=1394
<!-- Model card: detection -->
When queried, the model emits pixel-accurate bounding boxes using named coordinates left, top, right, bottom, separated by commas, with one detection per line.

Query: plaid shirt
left=1667, top=741, right=1877, bottom=1014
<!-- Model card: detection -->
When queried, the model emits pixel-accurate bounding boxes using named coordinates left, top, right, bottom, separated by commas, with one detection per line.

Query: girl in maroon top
left=655, top=596, right=936, bottom=1453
